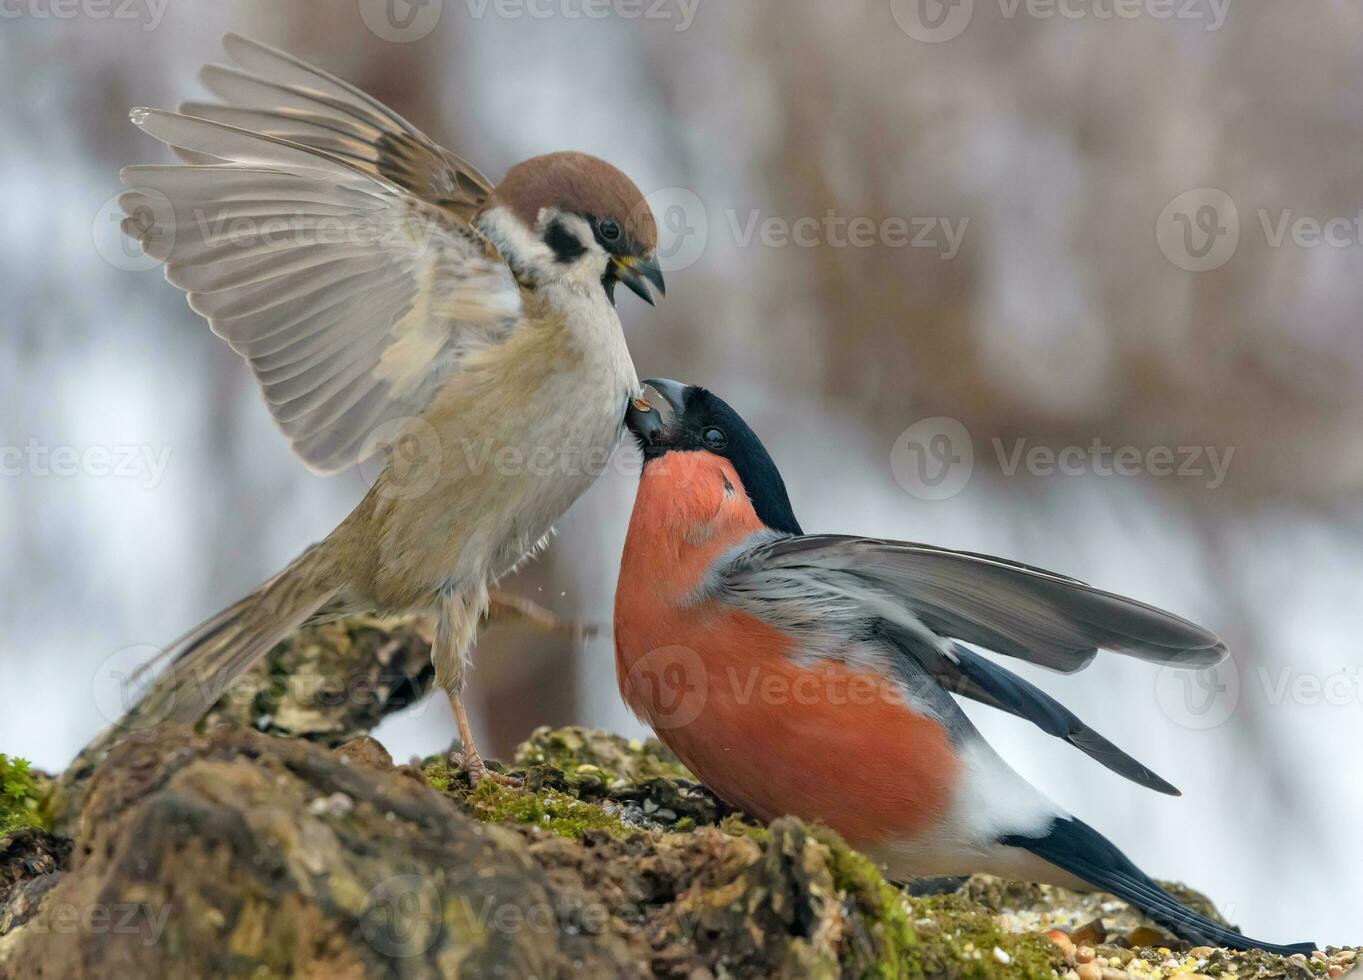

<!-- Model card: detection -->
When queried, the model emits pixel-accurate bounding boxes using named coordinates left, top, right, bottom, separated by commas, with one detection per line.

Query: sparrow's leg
left=447, top=690, right=515, bottom=787
left=434, top=586, right=517, bottom=787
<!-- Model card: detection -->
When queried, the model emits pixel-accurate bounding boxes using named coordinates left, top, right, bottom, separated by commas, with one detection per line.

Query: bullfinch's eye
left=702, top=427, right=728, bottom=451
left=597, top=218, right=622, bottom=243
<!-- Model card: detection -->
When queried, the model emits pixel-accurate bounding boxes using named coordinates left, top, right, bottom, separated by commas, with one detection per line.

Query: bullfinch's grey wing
left=721, top=533, right=1226, bottom=673
left=119, top=38, right=520, bottom=473
left=712, top=531, right=1201, bottom=792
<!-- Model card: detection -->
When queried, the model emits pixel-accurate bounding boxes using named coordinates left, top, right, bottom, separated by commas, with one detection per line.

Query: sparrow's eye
left=701, top=426, right=728, bottom=451
left=597, top=218, right=622, bottom=244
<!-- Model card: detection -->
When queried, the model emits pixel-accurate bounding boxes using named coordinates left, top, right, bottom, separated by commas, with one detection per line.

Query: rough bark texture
left=3, top=618, right=1357, bottom=979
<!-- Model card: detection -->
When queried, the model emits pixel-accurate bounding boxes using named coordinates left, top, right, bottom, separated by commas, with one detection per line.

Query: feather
left=120, top=37, right=522, bottom=474
left=723, top=534, right=1225, bottom=673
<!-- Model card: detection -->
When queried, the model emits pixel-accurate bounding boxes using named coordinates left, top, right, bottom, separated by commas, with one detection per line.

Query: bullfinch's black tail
left=1002, top=817, right=1314, bottom=955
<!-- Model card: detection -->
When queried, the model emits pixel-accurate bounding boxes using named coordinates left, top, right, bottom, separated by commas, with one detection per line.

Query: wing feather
left=716, top=533, right=1208, bottom=792
left=120, top=37, right=520, bottom=473
left=722, top=534, right=1225, bottom=673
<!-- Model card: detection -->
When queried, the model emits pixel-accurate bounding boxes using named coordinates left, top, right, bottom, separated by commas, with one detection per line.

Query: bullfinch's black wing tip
left=1065, top=729, right=1181, bottom=796
left=941, top=642, right=1181, bottom=795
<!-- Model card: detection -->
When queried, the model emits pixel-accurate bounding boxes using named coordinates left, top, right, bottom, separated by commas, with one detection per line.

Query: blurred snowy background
left=2, top=0, right=1361, bottom=943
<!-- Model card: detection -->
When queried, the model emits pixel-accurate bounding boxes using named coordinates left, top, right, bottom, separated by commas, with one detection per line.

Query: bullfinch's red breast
left=614, top=379, right=1313, bottom=955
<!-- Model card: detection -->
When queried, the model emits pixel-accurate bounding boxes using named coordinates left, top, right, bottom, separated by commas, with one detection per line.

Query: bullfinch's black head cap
left=626, top=379, right=802, bottom=536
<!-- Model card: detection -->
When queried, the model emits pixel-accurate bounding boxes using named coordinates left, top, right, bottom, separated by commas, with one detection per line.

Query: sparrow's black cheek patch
left=545, top=219, right=587, bottom=264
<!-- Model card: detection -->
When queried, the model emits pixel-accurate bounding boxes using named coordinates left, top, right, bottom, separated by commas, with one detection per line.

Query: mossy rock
left=5, top=724, right=1355, bottom=978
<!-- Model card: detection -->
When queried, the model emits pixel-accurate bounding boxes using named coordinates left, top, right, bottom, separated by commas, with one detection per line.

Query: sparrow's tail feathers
left=129, top=544, right=341, bottom=728
left=1002, top=816, right=1314, bottom=955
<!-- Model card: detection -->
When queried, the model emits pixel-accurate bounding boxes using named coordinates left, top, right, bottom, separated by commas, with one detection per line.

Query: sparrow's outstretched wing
left=179, top=33, right=493, bottom=221
left=120, top=37, right=519, bottom=473
left=718, top=533, right=1226, bottom=673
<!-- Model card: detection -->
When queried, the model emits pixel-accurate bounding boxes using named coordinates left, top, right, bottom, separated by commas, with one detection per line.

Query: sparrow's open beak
left=626, top=378, right=688, bottom=452
left=609, top=255, right=666, bottom=306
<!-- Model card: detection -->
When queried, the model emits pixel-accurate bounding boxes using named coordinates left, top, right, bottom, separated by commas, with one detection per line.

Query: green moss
left=459, top=779, right=630, bottom=840
left=513, top=726, right=691, bottom=785
left=719, top=813, right=770, bottom=843
left=0, top=754, right=46, bottom=834
left=423, top=759, right=455, bottom=793
left=811, top=826, right=920, bottom=979
left=903, top=892, right=1065, bottom=979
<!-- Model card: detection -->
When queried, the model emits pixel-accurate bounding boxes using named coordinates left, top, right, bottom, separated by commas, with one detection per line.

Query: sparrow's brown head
left=478, top=151, right=665, bottom=306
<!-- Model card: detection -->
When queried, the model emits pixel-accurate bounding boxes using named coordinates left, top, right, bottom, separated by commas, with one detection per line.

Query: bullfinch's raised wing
left=719, top=534, right=1226, bottom=673
left=119, top=36, right=520, bottom=473
left=712, top=532, right=1221, bottom=793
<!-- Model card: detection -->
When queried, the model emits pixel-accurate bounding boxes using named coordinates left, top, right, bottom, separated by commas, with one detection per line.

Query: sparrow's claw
left=453, top=749, right=522, bottom=788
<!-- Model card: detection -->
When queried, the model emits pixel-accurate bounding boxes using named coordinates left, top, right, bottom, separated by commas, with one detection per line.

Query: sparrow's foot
left=455, top=750, right=522, bottom=788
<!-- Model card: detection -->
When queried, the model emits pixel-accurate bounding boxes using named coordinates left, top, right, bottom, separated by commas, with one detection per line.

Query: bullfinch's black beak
left=609, top=255, right=666, bottom=306
left=626, top=379, right=688, bottom=452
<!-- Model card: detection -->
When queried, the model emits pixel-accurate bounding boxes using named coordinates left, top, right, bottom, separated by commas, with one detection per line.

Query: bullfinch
left=614, top=379, right=1312, bottom=955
